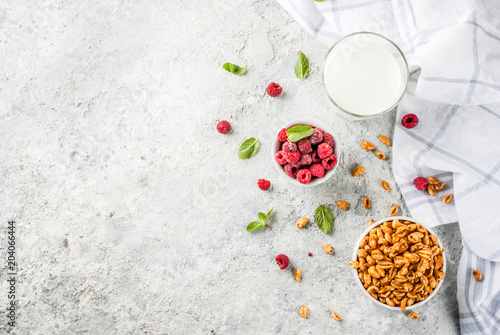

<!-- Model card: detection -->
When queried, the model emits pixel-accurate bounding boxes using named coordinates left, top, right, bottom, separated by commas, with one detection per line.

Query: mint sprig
left=286, top=125, right=314, bottom=142
left=294, top=51, right=310, bottom=79
left=238, top=137, right=260, bottom=159
left=223, top=63, right=247, bottom=76
left=315, top=205, right=333, bottom=234
left=247, top=208, right=274, bottom=232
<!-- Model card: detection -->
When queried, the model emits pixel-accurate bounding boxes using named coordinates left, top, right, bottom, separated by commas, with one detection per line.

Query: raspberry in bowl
left=272, top=118, right=340, bottom=187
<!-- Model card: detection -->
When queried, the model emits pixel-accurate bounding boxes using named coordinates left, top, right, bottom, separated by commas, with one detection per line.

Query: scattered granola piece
left=443, top=194, right=453, bottom=203
left=472, top=270, right=482, bottom=281
left=352, top=166, right=365, bottom=176
left=379, top=135, right=391, bottom=146
left=389, top=204, right=399, bottom=216
left=332, top=311, right=342, bottom=321
left=322, top=244, right=334, bottom=255
left=295, top=269, right=302, bottom=282
left=382, top=180, right=391, bottom=191
left=300, top=305, right=308, bottom=318
left=336, top=201, right=349, bottom=210
left=363, top=197, right=371, bottom=210
left=296, top=217, right=309, bottom=228
left=408, top=312, right=419, bottom=320
left=361, top=141, right=375, bottom=150
left=427, top=184, right=436, bottom=196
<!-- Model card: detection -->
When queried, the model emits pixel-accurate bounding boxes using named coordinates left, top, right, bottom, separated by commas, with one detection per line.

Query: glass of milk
left=323, top=32, right=408, bottom=118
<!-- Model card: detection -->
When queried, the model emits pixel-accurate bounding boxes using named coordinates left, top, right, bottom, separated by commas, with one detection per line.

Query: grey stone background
left=0, top=0, right=463, bottom=334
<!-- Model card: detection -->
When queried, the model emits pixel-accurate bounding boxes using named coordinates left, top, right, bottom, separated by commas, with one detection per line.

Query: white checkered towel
left=277, top=1, right=500, bottom=333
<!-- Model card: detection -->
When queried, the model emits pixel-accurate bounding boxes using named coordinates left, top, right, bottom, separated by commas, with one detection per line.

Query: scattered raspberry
left=317, top=143, right=333, bottom=159
left=298, top=153, right=312, bottom=166
left=278, top=128, right=288, bottom=142
left=322, top=133, right=335, bottom=148
left=413, top=177, right=429, bottom=191
left=308, top=252, right=312, bottom=257
left=282, top=141, right=297, bottom=152
left=298, top=139, right=313, bottom=154
left=216, top=120, right=231, bottom=134
left=276, top=254, right=290, bottom=270
left=310, top=163, right=325, bottom=177
left=311, top=150, right=322, bottom=163
left=284, top=163, right=299, bottom=178
left=322, top=154, right=337, bottom=170
left=310, top=128, right=324, bottom=145
left=275, top=151, right=287, bottom=165
left=402, top=113, right=419, bottom=129
left=257, top=179, right=271, bottom=191
left=266, top=82, right=282, bottom=97
left=296, top=169, right=312, bottom=184
left=284, top=151, right=300, bottom=164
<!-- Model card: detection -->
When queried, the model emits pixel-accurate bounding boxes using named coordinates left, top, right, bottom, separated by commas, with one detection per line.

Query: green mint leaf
left=247, top=221, right=265, bottom=232
left=238, top=137, right=260, bottom=159
left=286, top=126, right=314, bottom=142
left=266, top=207, right=274, bottom=220
left=315, top=205, right=333, bottom=234
left=258, top=212, right=267, bottom=223
left=223, top=63, right=247, bottom=76
left=294, top=51, right=310, bottom=79
left=314, top=0, right=325, bottom=2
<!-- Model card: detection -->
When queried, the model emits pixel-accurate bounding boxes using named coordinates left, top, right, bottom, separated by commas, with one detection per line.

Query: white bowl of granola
left=350, top=216, right=446, bottom=311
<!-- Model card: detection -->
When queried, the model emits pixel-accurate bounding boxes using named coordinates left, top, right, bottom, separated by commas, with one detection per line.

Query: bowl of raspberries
left=272, top=118, right=339, bottom=186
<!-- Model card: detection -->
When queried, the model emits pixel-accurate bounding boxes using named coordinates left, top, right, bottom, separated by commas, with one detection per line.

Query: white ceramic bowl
left=271, top=118, right=340, bottom=187
left=351, top=216, right=446, bottom=310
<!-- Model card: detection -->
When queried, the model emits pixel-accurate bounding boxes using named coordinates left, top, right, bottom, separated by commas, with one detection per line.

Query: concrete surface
left=0, top=0, right=463, bottom=334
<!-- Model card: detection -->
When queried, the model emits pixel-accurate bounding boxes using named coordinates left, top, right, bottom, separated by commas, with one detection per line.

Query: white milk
left=324, top=42, right=403, bottom=116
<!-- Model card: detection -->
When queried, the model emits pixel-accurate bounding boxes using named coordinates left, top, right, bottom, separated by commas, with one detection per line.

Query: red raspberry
left=284, top=163, right=299, bottom=178
left=216, top=120, right=231, bottom=134
left=322, top=133, right=335, bottom=148
left=282, top=141, right=297, bottom=152
left=317, top=143, right=333, bottom=159
left=298, top=154, right=312, bottom=166
left=309, top=163, right=325, bottom=177
left=278, top=128, right=288, bottom=142
left=402, top=113, right=419, bottom=129
left=311, top=150, right=322, bottom=163
left=275, top=151, right=287, bottom=165
left=308, top=252, right=312, bottom=257
left=310, top=128, right=324, bottom=145
left=413, top=177, right=429, bottom=191
left=266, top=82, right=282, bottom=97
left=284, top=151, right=300, bottom=164
left=298, top=139, right=313, bottom=154
left=257, top=179, right=271, bottom=191
left=275, top=254, right=289, bottom=270
left=297, top=169, right=312, bottom=184
left=322, top=154, right=337, bottom=170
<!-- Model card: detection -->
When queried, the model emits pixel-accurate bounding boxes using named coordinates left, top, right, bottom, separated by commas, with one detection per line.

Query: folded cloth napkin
left=276, top=0, right=500, bottom=333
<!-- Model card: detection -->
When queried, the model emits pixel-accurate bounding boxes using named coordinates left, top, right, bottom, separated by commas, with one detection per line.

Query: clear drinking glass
left=322, top=32, right=409, bottom=119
